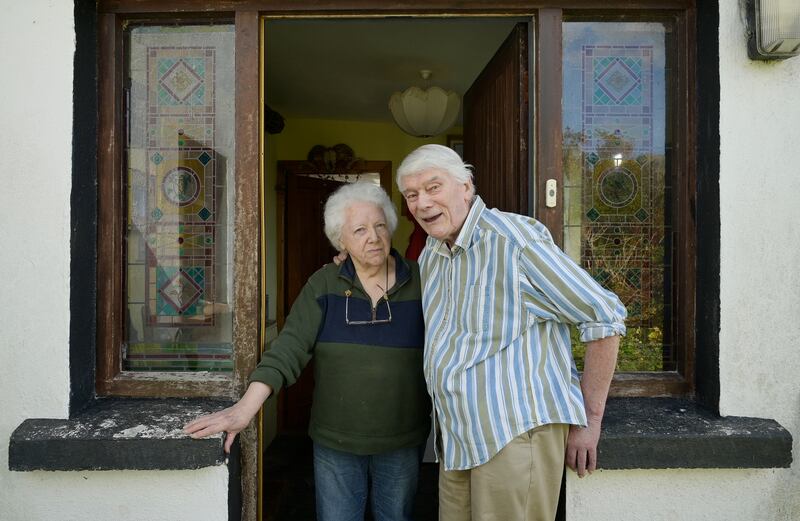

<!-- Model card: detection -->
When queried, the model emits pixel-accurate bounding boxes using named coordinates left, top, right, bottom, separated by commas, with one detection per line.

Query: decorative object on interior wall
left=264, top=104, right=285, bottom=134
left=746, top=0, right=800, bottom=60
left=389, top=70, right=461, bottom=138
left=304, top=144, right=367, bottom=181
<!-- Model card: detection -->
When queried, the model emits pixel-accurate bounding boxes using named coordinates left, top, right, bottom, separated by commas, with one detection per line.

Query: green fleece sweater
left=250, top=250, right=431, bottom=455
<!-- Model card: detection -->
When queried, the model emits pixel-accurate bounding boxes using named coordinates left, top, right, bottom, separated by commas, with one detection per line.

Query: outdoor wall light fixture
left=746, top=0, right=800, bottom=60
left=389, top=70, right=461, bottom=138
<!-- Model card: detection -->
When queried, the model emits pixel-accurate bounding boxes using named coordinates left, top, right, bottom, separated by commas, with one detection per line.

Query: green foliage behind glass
left=571, top=326, right=663, bottom=372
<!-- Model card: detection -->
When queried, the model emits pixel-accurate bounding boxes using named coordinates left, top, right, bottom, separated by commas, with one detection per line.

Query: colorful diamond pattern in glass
left=125, top=26, right=234, bottom=372
left=156, top=266, right=204, bottom=316
left=148, top=47, right=215, bottom=118
left=143, top=48, right=218, bottom=328
left=157, top=58, right=205, bottom=105
left=593, top=57, right=643, bottom=105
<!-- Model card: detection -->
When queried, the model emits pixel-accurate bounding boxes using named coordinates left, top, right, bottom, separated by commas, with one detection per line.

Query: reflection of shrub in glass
left=563, top=129, right=667, bottom=373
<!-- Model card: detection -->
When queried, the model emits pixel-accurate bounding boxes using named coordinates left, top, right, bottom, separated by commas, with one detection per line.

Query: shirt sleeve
left=518, top=227, right=627, bottom=343
left=248, top=272, right=325, bottom=393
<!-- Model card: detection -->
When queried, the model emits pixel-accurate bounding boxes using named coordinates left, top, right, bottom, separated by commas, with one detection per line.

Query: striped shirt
left=419, top=196, right=627, bottom=471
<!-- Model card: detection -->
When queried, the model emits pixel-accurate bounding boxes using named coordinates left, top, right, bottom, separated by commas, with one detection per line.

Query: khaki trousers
left=438, top=423, right=569, bottom=521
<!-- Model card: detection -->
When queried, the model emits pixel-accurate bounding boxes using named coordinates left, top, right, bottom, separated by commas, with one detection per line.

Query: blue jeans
left=313, top=442, right=420, bottom=521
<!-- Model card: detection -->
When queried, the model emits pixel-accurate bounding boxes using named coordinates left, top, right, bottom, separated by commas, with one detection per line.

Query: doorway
left=260, top=14, right=532, bottom=521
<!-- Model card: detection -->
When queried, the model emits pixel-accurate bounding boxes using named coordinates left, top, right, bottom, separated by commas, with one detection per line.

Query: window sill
left=599, top=398, right=793, bottom=469
left=98, top=372, right=234, bottom=398
left=9, top=398, right=792, bottom=472
left=8, top=398, right=234, bottom=471
left=608, top=372, right=691, bottom=397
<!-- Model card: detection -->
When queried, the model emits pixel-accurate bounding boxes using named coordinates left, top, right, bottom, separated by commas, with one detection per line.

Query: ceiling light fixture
left=389, top=70, right=461, bottom=138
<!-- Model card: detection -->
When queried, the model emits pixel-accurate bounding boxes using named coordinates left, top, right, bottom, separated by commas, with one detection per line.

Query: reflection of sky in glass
left=563, top=22, right=666, bottom=154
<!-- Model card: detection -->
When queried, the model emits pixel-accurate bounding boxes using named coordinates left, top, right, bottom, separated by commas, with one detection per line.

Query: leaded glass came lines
left=124, top=25, right=235, bottom=372
left=563, top=22, right=673, bottom=372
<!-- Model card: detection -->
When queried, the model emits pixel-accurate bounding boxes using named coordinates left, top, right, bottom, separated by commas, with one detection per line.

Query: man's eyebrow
left=402, top=175, right=442, bottom=195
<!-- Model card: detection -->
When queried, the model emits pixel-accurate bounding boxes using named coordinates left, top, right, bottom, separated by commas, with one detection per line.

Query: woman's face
left=339, top=201, right=391, bottom=270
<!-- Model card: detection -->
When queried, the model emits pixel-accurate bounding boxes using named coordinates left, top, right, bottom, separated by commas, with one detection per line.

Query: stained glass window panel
left=124, top=25, right=235, bottom=372
left=562, top=21, right=674, bottom=372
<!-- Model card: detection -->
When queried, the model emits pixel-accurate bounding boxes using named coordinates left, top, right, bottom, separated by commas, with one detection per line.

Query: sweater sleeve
left=248, top=271, right=326, bottom=393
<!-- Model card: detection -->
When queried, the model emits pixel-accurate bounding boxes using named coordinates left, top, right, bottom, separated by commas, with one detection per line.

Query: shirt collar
left=432, top=196, right=486, bottom=256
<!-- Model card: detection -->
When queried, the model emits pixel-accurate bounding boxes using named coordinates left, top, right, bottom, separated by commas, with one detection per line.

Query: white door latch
left=545, top=179, right=557, bottom=208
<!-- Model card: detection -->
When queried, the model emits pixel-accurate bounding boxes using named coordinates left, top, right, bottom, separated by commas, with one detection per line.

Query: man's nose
left=416, top=192, right=432, bottom=209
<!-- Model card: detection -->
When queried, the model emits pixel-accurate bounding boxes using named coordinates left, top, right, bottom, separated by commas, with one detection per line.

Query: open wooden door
left=463, top=22, right=531, bottom=216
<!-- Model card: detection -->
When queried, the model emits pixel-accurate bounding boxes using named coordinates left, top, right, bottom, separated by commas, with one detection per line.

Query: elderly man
left=397, top=144, right=626, bottom=521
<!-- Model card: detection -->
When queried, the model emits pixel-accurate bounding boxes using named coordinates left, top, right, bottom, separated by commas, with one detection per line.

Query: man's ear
left=464, top=179, right=475, bottom=201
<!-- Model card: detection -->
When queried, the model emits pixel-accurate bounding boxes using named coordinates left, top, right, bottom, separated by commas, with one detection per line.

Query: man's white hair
left=396, top=144, right=474, bottom=192
left=323, top=182, right=398, bottom=250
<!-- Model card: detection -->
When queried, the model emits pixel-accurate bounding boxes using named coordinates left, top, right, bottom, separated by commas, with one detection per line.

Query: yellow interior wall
left=263, top=117, right=461, bottom=321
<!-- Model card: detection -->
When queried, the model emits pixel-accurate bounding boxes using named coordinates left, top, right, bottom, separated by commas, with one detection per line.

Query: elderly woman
left=184, top=182, right=430, bottom=521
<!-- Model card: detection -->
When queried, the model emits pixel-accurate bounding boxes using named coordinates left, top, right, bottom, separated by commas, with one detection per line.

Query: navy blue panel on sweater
left=316, top=294, right=424, bottom=348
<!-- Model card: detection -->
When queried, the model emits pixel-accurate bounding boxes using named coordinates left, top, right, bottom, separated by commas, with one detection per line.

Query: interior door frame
left=270, top=160, right=392, bottom=436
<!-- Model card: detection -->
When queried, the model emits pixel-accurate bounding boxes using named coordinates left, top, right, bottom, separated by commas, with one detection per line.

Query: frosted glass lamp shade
left=747, top=0, right=800, bottom=60
left=389, top=86, right=461, bottom=138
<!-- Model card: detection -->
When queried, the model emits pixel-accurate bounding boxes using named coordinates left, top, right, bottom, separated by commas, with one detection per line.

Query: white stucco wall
left=3, top=469, right=229, bottom=521
left=2, top=2, right=797, bottom=520
left=0, top=2, right=228, bottom=520
left=567, top=2, right=800, bottom=519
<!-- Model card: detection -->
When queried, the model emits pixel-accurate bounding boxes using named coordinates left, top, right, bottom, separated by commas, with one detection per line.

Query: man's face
left=401, top=168, right=473, bottom=245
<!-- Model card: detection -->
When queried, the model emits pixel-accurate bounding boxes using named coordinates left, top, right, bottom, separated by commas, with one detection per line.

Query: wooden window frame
left=96, top=0, right=696, bottom=400
left=96, top=8, right=262, bottom=398
left=538, top=9, right=696, bottom=396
